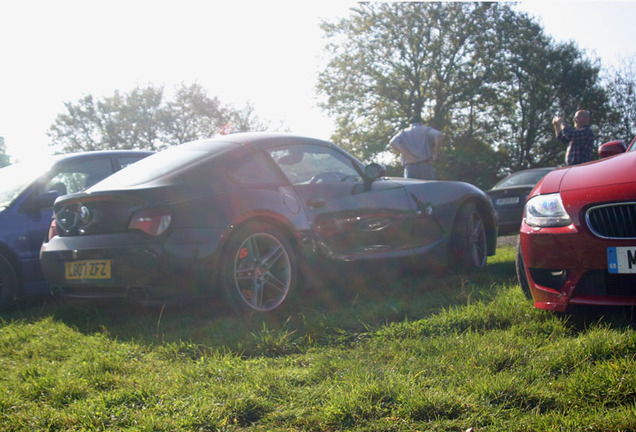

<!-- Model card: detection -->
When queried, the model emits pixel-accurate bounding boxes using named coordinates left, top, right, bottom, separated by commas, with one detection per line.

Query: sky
left=1, top=1, right=635, bottom=163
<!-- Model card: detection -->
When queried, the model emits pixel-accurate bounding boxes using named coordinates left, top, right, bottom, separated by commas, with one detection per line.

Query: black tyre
left=515, top=238, right=533, bottom=300
left=452, top=203, right=488, bottom=270
left=0, top=254, right=18, bottom=311
left=222, top=222, right=296, bottom=313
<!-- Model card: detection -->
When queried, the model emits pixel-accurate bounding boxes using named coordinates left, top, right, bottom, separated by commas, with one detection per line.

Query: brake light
left=47, top=219, right=58, bottom=241
left=128, top=208, right=172, bottom=236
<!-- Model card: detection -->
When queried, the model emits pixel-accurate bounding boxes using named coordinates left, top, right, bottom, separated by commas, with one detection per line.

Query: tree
left=0, top=137, right=11, bottom=167
left=317, top=2, right=609, bottom=187
left=318, top=3, right=510, bottom=165
left=602, top=55, right=636, bottom=144
left=98, top=85, right=165, bottom=151
left=160, top=83, right=228, bottom=145
left=48, top=83, right=269, bottom=153
left=494, top=9, right=608, bottom=171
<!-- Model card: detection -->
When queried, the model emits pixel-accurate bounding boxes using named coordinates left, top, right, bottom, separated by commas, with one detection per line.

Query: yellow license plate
left=65, top=260, right=112, bottom=280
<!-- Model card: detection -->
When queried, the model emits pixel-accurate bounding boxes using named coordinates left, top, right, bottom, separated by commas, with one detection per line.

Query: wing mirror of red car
left=598, top=140, right=627, bottom=158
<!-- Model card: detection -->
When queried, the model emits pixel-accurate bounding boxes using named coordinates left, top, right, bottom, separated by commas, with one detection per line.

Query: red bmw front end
left=517, top=140, right=636, bottom=312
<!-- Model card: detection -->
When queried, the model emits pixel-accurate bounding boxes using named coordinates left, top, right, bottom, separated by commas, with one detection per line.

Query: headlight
left=524, top=193, right=572, bottom=227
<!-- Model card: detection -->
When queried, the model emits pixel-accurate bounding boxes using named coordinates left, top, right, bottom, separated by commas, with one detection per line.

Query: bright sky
left=1, top=1, right=635, bottom=163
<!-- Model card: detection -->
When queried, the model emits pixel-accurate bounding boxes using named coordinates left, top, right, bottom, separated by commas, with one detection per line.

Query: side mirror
left=364, top=163, right=387, bottom=180
left=598, top=140, right=627, bottom=159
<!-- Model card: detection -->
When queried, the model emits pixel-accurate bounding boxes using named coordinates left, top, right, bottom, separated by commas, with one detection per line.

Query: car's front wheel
left=452, top=203, right=488, bottom=270
left=222, top=222, right=297, bottom=314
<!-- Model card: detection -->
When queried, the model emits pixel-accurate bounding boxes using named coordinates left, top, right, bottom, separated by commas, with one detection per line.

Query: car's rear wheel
left=515, top=238, right=533, bottom=300
left=452, top=203, right=488, bottom=270
left=222, top=222, right=297, bottom=314
left=0, top=254, right=18, bottom=311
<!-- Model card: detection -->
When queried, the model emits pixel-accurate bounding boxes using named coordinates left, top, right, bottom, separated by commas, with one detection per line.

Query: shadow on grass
left=3, top=255, right=519, bottom=348
left=8, top=248, right=634, bottom=353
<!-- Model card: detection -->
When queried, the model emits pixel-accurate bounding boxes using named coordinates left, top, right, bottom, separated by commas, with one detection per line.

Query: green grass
left=1, top=244, right=636, bottom=431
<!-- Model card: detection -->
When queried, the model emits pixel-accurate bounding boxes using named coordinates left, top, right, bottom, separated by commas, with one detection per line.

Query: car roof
left=190, top=132, right=335, bottom=152
left=2, top=149, right=154, bottom=173
left=50, top=149, right=155, bottom=161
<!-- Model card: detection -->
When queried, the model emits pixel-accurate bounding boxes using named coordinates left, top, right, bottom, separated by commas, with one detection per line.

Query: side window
left=117, top=154, right=151, bottom=169
left=43, top=158, right=114, bottom=195
left=229, top=151, right=284, bottom=186
left=268, top=144, right=362, bottom=185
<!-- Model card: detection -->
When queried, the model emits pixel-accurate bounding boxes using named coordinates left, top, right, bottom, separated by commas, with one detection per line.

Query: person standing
left=389, top=115, right=444, bottom=180
left=552, top=110, right=595, bottom=165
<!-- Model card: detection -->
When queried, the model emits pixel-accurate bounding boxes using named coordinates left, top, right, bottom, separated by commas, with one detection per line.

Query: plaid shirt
left=558, top=125, right=595, bottom=165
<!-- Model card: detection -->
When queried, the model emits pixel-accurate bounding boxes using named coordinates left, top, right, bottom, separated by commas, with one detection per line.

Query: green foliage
left=602, top=55, right=636, bottom=144
left=318, top=2, right=509, bottom=163
left=318, top=3, right=617, bottom=186
left=47, top=83, right=271, bottom=153
left=1, top=243, right=636, bottom=431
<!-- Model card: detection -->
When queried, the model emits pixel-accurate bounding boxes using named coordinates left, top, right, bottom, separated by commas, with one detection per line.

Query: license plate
left=607, top=247, right=636, bottom=274
left=495, top=196, right=520, bottom=206
left=65, top=260, right=112, bottom=280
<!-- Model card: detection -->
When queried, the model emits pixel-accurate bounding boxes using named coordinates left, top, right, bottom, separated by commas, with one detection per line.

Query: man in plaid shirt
left=552, top=110, right=595, bottom=165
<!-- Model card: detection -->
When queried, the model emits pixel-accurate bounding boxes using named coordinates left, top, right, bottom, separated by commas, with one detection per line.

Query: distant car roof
left=491, top=167, right=556, bottom=190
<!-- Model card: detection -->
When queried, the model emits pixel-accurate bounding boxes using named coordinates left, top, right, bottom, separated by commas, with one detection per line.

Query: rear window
left=494, top=169, right=552, bottom=188
left=91, top=147, right=208, bottom=190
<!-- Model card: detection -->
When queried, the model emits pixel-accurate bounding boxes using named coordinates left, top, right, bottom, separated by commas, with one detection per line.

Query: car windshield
left=494, top=169, right=551, bottom=188
left=0, top=158, right=55, bottom=208
left=91, top=145, right=209, bottom=190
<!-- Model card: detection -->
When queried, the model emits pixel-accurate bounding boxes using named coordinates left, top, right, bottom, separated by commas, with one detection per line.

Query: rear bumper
left=40, top=228, right=226, bottom=300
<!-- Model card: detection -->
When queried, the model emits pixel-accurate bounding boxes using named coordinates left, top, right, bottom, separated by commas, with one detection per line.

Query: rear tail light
left=128, top=208, right=172, bottom=236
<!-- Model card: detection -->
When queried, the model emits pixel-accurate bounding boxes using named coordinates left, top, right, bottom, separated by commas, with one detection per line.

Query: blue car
left=0, top=150, right=153, bottom=310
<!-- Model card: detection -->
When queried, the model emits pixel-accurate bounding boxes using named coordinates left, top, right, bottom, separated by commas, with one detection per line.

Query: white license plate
left=65, top=260, right=112, bottom=280
left=495, top=196, right=520, bottom=206
left=607, top=247, right=636, bottom=274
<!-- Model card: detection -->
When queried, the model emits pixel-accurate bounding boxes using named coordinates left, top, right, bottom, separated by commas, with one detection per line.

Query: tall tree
left=318, top=2, right=508, bottom=164
left=99, top=86, right=165, bottom=150
left=317, top=2, right=608, bottom=187
left=160, top=83, right=228, bottom=145
left=602, top=55, right=636, bottom=145
left=495, top=9, right=608, bottom=171
left=48, top=83, right=269, bottom=153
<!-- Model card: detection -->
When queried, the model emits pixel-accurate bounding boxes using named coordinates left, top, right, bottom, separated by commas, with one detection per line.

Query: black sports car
left=40, top=133, right=497, bottom=313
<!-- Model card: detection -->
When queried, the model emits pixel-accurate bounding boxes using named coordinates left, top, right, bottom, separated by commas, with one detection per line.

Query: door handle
left=307, top=198, right=326, bottom=209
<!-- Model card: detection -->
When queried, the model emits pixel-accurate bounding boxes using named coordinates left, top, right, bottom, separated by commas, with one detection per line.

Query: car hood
left=536, top=151, right=636, bottom=194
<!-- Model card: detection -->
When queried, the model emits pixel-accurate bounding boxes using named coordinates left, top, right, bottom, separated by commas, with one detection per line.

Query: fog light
left=529, top=268, right=568, bottom=290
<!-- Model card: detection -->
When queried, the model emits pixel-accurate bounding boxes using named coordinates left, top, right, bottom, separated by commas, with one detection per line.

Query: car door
left=268, top=143, right=414, bottom=260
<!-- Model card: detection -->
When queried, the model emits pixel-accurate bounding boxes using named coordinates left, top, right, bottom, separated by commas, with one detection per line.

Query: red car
left=516, top=137, right=636, bottom=312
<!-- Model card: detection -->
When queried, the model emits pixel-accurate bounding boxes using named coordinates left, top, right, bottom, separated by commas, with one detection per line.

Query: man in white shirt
left=389, top=115, right=443, bottom=180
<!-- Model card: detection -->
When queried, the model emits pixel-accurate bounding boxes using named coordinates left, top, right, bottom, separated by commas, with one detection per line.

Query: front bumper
left=519, top=222, right=636, bottom=312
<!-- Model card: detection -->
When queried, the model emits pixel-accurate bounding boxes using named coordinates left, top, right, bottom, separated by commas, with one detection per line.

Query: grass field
left=1, top=242, right=635, bottom=431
